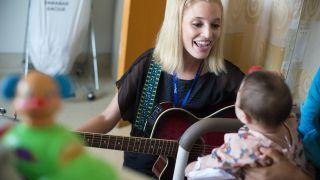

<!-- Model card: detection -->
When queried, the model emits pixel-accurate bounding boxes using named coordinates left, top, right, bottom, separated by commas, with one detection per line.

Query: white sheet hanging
left=28, top=0, right=91, bottom=75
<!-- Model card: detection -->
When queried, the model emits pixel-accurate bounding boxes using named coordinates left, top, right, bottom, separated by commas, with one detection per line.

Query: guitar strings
left=79, top=135, right=219, bottom=150
left=80, top=136, right=219, bottom=155
left=76, top=104, right=237, bottom=157
left=80, top=135, right=218, bottom=150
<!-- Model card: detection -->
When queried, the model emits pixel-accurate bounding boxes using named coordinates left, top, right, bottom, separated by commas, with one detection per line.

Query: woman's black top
left=116, top=48, right=244, bottom=177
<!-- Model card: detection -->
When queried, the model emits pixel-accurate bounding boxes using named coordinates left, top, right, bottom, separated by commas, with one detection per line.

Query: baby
left=186, top=71, right=309, bottom=179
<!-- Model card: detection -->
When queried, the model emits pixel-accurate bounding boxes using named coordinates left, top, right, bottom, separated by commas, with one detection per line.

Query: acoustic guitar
left=0, top=104, right=238, bottom=179
left=77, top=102, right=239, bottom=179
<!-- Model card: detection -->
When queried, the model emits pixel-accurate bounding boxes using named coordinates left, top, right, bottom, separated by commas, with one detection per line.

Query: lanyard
left=173, top=62, right=204, bottom=108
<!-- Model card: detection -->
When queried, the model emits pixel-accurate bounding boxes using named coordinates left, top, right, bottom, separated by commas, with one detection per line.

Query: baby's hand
left=185, top=161, right=197, bottom=174
left=255, top=154, right=273, bottom=167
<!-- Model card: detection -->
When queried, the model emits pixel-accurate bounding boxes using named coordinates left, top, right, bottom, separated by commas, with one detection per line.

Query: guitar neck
left=76, top=132, right=178, bottom=158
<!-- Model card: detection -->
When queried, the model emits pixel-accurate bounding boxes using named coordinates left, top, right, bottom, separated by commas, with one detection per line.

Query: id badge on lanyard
left=172, top=62, right=204, bottom=108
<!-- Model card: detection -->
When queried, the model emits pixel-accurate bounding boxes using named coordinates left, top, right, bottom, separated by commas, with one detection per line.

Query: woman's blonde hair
left=153, top=0, right=226, bottom=75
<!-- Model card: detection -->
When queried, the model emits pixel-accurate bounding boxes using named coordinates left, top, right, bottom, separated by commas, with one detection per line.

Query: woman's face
left=182, top=1, right=222, bottom=60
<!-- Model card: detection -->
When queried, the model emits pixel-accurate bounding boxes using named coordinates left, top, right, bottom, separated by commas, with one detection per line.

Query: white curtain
left=220, top=0, right=320, bottom=103
left=27, top=0, right=91, bottom=75
left=221, top=0, right=303, bottom=72
left=284, top=0, right=320, bottom=103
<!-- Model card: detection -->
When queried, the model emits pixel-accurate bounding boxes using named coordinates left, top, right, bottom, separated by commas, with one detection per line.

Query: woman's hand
left=245, top=147, right=312, bottom=180
left=76, top=93, right=121, bottom=134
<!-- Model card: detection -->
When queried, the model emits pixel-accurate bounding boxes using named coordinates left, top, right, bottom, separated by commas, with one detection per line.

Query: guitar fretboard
left=76, top=132, right=178, bottom=158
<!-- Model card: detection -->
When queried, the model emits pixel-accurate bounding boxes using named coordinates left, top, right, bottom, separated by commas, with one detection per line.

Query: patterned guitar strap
left=134, top=60, right=162, bottom=132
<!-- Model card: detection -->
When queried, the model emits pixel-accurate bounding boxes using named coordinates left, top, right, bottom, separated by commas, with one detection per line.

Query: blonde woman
left=78, top=0, right=244, bottom=178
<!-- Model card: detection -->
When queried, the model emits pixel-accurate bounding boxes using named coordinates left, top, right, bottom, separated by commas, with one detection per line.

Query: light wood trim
left=117, top=0, right=131, bottom=79
left=117, top=0, right=166, bottom=79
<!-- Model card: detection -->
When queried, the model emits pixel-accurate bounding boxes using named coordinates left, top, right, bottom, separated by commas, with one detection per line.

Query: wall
left=0, top=0, right=28, bottom=53
left=117, top=0, right=166, bottom=78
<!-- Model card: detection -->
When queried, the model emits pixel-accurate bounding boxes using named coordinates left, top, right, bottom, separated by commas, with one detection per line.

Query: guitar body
left=77, top=102, right=237, bottom=180
left=147, top=102, right=236, bottom=179
left=150, top=107, right=201, bottom=179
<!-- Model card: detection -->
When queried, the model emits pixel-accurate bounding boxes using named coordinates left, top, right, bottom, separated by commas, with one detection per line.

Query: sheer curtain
left=283, top=0, right=320, bottom=103
left=221, top=0, right=303, bottom=72
left=221, top=0, right=320, bottom=103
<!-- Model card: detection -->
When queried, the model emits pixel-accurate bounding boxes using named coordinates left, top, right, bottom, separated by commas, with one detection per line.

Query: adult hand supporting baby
left=244, top=147, right=312, bottom=180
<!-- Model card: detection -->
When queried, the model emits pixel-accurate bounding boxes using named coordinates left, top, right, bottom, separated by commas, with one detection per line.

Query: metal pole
left=23, top=0, right=32, bottom=76
left=90, top=1, right=99, bottom=90
left=173, top=147, right=189, bottom=180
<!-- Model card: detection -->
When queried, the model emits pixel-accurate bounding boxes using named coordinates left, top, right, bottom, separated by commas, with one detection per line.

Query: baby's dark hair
left=239, top=71, right=292, bottom=127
